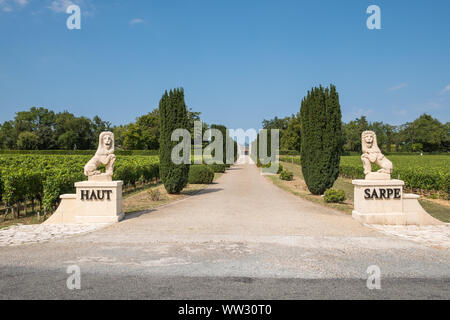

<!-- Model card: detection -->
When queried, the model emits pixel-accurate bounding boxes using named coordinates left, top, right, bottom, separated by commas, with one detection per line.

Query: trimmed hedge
left=188, top=165, right=214, bottom=184
left=209, top=164, right=226, bottom=173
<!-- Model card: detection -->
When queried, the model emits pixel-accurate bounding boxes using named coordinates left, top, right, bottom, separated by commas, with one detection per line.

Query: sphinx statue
left=84, top=131, right=116, bottom=181
left=361, top=130, right=393, bottom=180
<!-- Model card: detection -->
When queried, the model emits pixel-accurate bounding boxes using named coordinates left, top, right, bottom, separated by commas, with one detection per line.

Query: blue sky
left=1, top=0, right=449, bottom=130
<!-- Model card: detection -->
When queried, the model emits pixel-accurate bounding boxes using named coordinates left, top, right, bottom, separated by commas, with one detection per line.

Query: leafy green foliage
left=342, top=114, right=449, bottom=153
left=16, top=131, right=39, bottom=150
left=277, top=164, right=283, bottom=174
left=0, top=107, right=111, bottom=150
left=262, top=114, right=301, bottom=152
left=119, top=109, right=160, bottom=150
left=324, top=189, right=346, bottom=203
left=300, top=85, right=342, bottom=195
left=401, top=114, right=448, bottom=152
left=256, top=160, right=283, bottom=174
left=188, top=165, right=214, bottom=184
left=280, top=170, right=293, bottom=181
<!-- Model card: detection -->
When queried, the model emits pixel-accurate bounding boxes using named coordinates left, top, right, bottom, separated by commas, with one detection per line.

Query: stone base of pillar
left=352, top=179, right=443, bottom=226
left=44, top=181, right=124, bottom=225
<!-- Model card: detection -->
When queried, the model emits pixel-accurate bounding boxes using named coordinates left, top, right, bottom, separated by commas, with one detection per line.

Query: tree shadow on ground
left=195, top=187, right=223, bottom=195
left=123, top=187, right=224, bottom=221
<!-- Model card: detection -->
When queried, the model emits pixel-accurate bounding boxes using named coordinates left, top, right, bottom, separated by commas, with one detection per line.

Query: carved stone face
left=364, top=134, right=374, bottom=146
left=103, top=135, right=112, bottom=149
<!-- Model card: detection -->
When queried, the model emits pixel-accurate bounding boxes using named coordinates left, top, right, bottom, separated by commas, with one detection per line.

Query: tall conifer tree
left=159, top=88, right=190, bottom=194
left=300, top=85, right=342, bottom=195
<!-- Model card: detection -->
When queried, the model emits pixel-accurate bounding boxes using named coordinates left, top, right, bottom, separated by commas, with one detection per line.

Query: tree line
left=3, top=106, right=448, bottom=153
left=0, top=107, right=112, bottom=150
left=0, top=106, right=206, bottom=151
left=263, top=112, right=449, bottom=153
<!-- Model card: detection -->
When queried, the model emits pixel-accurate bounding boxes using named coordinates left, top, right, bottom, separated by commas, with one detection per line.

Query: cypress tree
left=211, top=124, right=227, bottom=164
left=300, top=84, right=342, bottom=195
left=159, top=88, right=190, bottom=194
left=256, top=128, right=274, bottom=165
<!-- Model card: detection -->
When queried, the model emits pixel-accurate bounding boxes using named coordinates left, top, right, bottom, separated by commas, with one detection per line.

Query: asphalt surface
left=0, top=158, right=449, bottom=299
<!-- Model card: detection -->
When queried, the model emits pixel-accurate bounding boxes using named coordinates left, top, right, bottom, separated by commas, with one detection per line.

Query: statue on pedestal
left=84, top=131, right=116, bottom=181
left=349, top=131, right=443, bottom=225
left=361, top=130, right=393, bottom=180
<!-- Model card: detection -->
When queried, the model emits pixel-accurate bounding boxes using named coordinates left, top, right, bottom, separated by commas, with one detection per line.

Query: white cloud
left=0, top=0, right=29, bottom=12
left=440, top=85, right=450, bottom=95
left=130, top=18, right=145, bottom=25
left=15, top=0, right=29, bottom=6
left=388, top=83, right=407, bottom=92
left=47, top=0, right=94, bottom=17
left=48, top=0, right=76, bottom=13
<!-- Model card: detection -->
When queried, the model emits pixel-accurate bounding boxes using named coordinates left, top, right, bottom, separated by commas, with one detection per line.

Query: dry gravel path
left=0, top=157, right=449, bottom=299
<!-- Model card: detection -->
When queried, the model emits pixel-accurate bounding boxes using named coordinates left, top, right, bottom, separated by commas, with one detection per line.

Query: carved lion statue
left=361, top=130, right=393, bottom=178
left=84, top=131, right=116, bottom=180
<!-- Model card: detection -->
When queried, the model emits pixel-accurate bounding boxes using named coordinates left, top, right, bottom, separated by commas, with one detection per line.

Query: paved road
left=0, top=158, right=449, bottom=299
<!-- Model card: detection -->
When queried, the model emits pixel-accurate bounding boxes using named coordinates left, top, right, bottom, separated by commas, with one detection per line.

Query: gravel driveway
left=0, top=157, right=449, bottom=299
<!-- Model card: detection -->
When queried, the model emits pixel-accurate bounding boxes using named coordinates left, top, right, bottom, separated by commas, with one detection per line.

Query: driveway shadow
left=122, top=187, right=223, bottom=221
left=124, top=209, right=154, bottom=220
left=195, top=187, right=223, bottom=195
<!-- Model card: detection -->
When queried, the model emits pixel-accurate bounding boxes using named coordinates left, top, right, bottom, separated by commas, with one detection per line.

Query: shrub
left=300, top=85, right=342, bottom=195
left=261, top=162, right=272, bottom=168
left=159, top=88, right=190, bottom=194
left=209, top=164, right=226, bottom=173
left=277, top=164, right=283, bottom=174
left=188, top=165, right=214, bottom=184
left=280, top=170, right=294, bottom=181
left=324, top=188, right=346, bottom=203
left=257, top=161, right=283, bottom=174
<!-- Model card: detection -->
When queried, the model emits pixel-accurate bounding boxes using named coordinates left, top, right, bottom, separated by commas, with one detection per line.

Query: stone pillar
left=74, top=181, right=124, bottom=224
left=352, top=179, right=406, bottom=224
